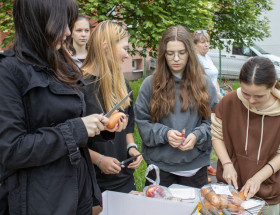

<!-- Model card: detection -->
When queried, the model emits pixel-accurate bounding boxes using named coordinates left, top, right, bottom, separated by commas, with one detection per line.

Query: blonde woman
left=81, top=21, right=143, bottom=214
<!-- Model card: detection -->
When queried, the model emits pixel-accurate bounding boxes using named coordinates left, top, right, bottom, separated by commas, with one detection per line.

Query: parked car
left=149, top=58, right=157, bottom=71
left=208, top=39, right=280, bottom=79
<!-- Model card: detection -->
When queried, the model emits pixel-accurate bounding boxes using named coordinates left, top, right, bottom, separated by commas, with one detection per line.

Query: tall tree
left=0, top=0, right=14, bottom=48
left=0, top=0, right=273, bottom=55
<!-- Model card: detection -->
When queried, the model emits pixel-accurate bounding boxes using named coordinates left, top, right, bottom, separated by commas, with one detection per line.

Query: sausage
left=227, top=203, right=244, bottom=212
left=237, top=190, right=246, bottom=201
left=205, top=192, right=221, bottom=208
left=219, top=194, right=228, bottom=209
left=201, top=188, right=211, bottom=197
left=230, top=191, right=242, bottom=206
left=107, top=112, right=126, bottom=129
left=203, top=199, right=216, bottom=210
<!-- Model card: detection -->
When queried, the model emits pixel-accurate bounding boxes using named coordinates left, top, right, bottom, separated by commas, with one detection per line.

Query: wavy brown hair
left=149, top=25, right=211, bottom=122
left=82, top=21, right=130, bottom=112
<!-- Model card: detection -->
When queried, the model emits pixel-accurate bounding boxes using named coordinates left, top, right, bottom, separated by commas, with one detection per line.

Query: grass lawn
left=130, top=77, right=240, bottom=191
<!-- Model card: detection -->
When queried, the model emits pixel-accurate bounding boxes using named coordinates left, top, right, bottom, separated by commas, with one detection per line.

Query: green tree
left=0, top=0, right=14, bottom=48
left=0, top=0, right=273, bottom=54
left=211, top=0, right=272, bottom=48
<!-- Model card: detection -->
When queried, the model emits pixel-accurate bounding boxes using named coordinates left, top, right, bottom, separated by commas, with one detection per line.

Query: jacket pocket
left=7, top=185, right=21, bottom=215
left=5, top=176, right=22, bottom=215
left=27, top=158, right=77, bottom=215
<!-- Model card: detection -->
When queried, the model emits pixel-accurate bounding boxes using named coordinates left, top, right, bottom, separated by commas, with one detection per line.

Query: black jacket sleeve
left=0, top=60, right=88, bottom=170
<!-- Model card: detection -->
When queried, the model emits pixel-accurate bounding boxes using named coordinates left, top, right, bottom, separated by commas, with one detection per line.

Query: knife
left=104, top=91, right=132, bottom=118
left=117, top=153, right=144, bottom=166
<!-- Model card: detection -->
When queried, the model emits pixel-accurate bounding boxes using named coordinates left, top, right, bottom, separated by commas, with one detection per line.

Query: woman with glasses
left=135, top=25, right=218, bottom=187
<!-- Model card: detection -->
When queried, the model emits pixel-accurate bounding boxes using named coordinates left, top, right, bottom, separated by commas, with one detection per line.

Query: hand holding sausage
left=105, top=112, right=128, bottom=132
left=241, top=176, right=261, bottom=200
left=167, top=130, right=184, bottom=148
left=179, top=133, right=197, bottom=151
left=81, top=114, right=108, bottom=137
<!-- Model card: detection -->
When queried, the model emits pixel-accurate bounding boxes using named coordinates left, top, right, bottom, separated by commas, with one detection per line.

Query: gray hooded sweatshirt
left=134, top=75, right=218, bottom=172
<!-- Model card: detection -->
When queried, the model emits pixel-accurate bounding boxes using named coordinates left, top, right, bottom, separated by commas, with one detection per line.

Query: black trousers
left=145, top=166, right=208, bottom=189
left=77, top=157, right=93, bottom=215
left=92, top=175, right=136, bottom=207
left=0, top=184, right=9, bottom=215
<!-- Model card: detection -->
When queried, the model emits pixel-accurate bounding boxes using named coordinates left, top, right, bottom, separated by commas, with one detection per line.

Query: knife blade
left=104, top=91, right=132, bottom=118
left=117, top=153, right=143, bottom=166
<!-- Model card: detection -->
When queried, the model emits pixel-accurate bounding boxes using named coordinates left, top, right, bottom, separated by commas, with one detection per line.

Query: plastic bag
left=200, top=183, right=245, bottom=213
left=143, top=164, right=172, bottom=199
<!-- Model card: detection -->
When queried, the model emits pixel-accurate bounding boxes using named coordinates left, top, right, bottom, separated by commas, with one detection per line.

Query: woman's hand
left=105, top=114, right=128, bottom=132
left=223, top=163, right=238, bottom=190
left=167, top=130, right=184, bottom=148
left=98, top=156, right=122, bottom=174
left=81, top=114, right=108, bottom=137
left=241, top=176, right=262, bottom=200
left=179, top=133, right=197, bottom=151
left=127, top=147, right=143, bottom=169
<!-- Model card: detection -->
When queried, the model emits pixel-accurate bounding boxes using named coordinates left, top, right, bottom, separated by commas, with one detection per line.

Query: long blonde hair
left=82, top=21, right=130, bottom=112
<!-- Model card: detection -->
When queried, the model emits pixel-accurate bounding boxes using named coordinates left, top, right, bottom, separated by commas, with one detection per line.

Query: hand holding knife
left=117, top=153, right=144, bottom=166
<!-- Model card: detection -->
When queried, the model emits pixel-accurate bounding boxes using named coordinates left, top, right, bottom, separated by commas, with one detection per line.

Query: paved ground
left=208, top=160, right=218, bottom=184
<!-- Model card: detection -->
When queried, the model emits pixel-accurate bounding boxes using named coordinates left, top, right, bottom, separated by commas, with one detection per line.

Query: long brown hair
left=82, top=21, right=130, bottom=112
left=66, top=15, right=90, bottom=56
left=150, top=25, right=211, bottom=122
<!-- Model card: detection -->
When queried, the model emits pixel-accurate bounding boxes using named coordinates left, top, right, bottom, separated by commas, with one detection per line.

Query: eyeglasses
left=165, top=50, right=188, bottom=61
left=195, top=30, right=207, bottom=34
left=193, top=30, right=207, bottom=39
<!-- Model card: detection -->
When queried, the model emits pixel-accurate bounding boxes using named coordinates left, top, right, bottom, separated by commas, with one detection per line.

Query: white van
left=208, top=39, right=280, bottom=79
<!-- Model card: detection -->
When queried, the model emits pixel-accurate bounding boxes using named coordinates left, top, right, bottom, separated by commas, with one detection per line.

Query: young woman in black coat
left=0, top=0, right=111, bottom=214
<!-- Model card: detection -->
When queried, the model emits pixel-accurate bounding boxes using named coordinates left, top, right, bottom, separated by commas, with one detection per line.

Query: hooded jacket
left=0, top=48, right=101, bottom=215
left=211, top=88, right=280, bottom=204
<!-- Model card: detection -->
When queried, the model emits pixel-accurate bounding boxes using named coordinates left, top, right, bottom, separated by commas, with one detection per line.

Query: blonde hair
left=82, top=21, right=130, bottom=112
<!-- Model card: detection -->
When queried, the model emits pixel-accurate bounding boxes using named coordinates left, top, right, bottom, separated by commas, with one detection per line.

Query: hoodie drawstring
left=245, top=107, right=250, bottom=155
left=257, top=115, right=265, bottom=165
left=245, top=104, right=265, bottom=164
